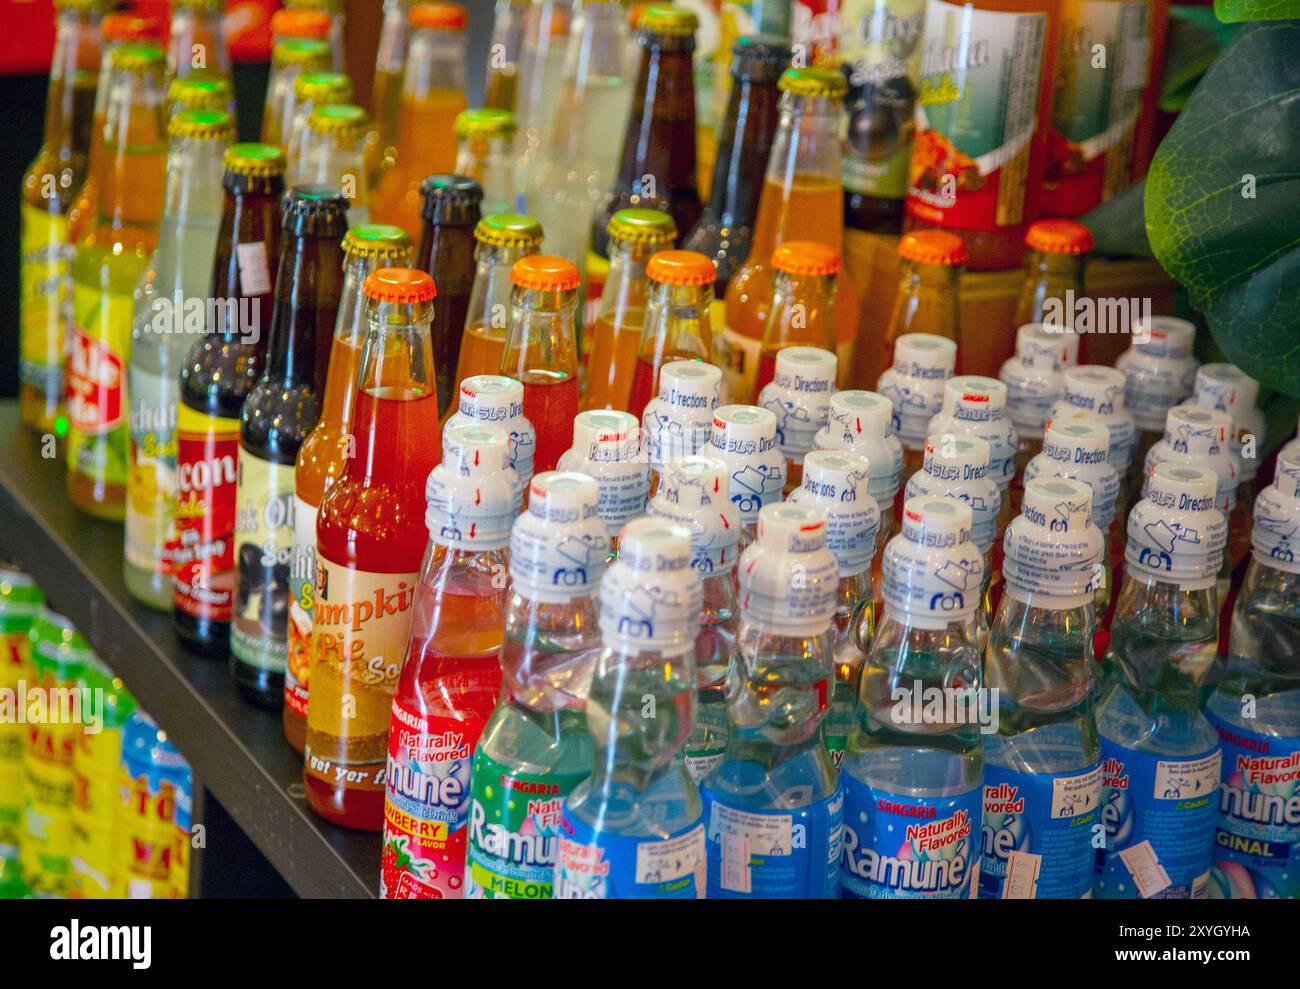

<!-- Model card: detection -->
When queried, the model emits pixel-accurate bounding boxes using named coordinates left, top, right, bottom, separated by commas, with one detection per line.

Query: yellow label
left=70, top=724, right=123, bottom=898
left=115, top=764, right=177, bottom=899
left=19, top=202, right=71, bottom=405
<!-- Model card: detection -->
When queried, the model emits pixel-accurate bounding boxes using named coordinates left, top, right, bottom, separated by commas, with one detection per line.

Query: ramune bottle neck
left=1112, top=572, right=1219, bottom=645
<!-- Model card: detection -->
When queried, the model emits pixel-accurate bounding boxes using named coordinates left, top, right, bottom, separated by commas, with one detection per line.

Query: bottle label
left=22, top=681, right=78, bottom=897
left=231, top=451, right=296, bottom=672
left=381, top=701, right=488, bottom=899
left=555, top=812, right=706, bottom=899
left=685, top=701, right=730, bottom=783
left=840, top=776, right=981, bottom=898
left=18, top=203, right=71, bottom=413
left=719, top=325, right=762, bottom=406
left=839, top=0, right=926, bottom=201
left=1095, top=740, right=1221, bottom=899
left=124, top=368, right=179, bottom=579
left=465, top=748, right=586, bottom=899
left=173, top=405, right=242, bottom=622
left=0, top=629, right=32, bottom=868
left=702, top=785, right=844, bottom=898
left=71, top=722, right=125, bottom=898
left=65, top=281, right=133, bottom=490
left=1044, top=0, right=1149, bottom=215
left=286, top=494, right=317, bottom=718
left=1205, top=710, right=1300, bottom=899
left=979, top=762, right=1102, bottom=899
left=116, top=758, right=179, bottom=899
left=908, top=0, right=1048, bottom=231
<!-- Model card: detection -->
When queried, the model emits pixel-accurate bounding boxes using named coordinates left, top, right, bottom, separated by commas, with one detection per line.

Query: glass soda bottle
left=512, top=0, right=576, bottom=188
left=124, top=108, right=234, bottom=610
left=701, top=502, right=844, bottom=898
left=860, top=229, right=964, bottom=391
left=287, top=224, right=414, bottom=752
left=626, top=250, right=717, bottom=420
left=416, top=175, right=483, bottom=418
left=367, top=0, right=413, bottom=190
left=167, top=0, right=233, bottom=88
left=646, top=454, right=741, bottom=784
left=297, top=104, right=373, bottom=225
left=444, top=375, right=537, bottom=509
left=641, top=359, right=724, bottom=494
left=1048, top=364, right=1138, bottom=519
left=167, top=74, right=233, bottom=119
left=370, top=3, right=469, bottom=235
left=753, top=241, right=839, bottom=399
left=1206, top=448, right=1300, bottom=900
left=70, top=660, right=134, bottom=899
left=486, top=0, right=530, bottom=111
left=1011, top=219, right=1092, bottom=365
left=233, top=188, right=348, bottom=708
left=757, top=345, right=837, bottom=495
left=557, top=410, right=651, bottom=551
left=839, top=496, right=986, bottom=898
left=1115, top=315, right=1198, bottom=487
left=501, top=255, right=583, bottom=474
left=465, top=470, right=610, bottom=899
left=260, top=36, right=332, bottom=152
left=708, top=404, right=787, bottom=549
left=453, top=109, right=518, bottom=216
left=286, top=0, right=348, bottom=69
left=174, top=143, right=285, bottom=658
left=981, top=476, right=1104, bottom=899
left=787, top=451, right=880, bottom=769
left=877, top=332, right=958, bottom=498
left=454, top=213, right=545, bottom=393
left=582, top=208, right=677, bottom=412
left=1095, top=463, right=1227, bottom=899
left=556, top=517, right=706, bottom=899
left=305, top=268, right=443, bottom=829
left=0, top=568, right=42, bottom=896
left=66, top=43, right=167, bottom=520
left=382, top=424, right=514, bottom=898
left=284, top=70, right=353, bottom=182
left=18, top=0, right=103, bottom=434
left=721, top=67, right=856, bottom=404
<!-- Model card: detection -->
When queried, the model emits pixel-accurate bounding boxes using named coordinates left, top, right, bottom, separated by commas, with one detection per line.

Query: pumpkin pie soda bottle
left=174, top=143, right=285, bottom=658
left=753, top=242, right=840, bottom=399
left=501, top=256, right=583, bottom=474
left=304, top=268, right=442, bottom=829
left=66, top=43, right=167, bottom=520
left=287, top=225, right=413, bottom=752
left=382, top=424, right=514, bottom=897
left=444, top=375, right=537, bottom=509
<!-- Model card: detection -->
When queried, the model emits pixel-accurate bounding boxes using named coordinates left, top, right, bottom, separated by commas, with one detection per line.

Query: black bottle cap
left=282, top=185, right=350, bottom=237
left=731, top=36, right=791, bottom=84
left=420, top=174, right=484, bottom=227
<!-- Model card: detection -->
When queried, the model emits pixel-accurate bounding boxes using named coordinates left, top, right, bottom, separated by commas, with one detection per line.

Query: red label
left=65, top=329, right=124, bottom=433
left=172, top=409, right=241, bottom=622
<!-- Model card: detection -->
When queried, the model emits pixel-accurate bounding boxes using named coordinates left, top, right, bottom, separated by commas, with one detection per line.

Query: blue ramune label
left=555, top=812, right=705, bottom=899
left=702, top=786, right=843, bottom=898
left=1205, top=712, right=1300, bottom=899
left=979, top=763, right=1102, bottom=899
left=840, top=778, right=981, bottom=898
left=1094, top=740, right=1221, bottom=898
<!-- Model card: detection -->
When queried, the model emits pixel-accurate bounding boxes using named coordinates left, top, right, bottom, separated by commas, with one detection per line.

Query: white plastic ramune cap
left=927, top=376, right=1018, bottom=488
left=878, top=333, right=957, bottom=451
left=814, top=390, right=903, bottom=511
left=738, top=503, right=840, bottom=635
left=1126, top=462, right=1227, bottom=590
left=1144, top=403, right=1240, bottom=512
left=642, top=360, right=722, bottom=473
left=1027, top=418, right=1120, bottom=530
left=1132, top=315, right=1196, bottom=357
left=1253, top=448, right=1300, bottom=573
left=1192, top=363, right=1266, bottom=484
left=1002, top=477, right=1103, bottom=608
left=446, top=374, right=536, bottom=506
left=510, top=471, right=609, bottom=601
left=425, top=424, right=517, bottom=550
left=599, top=517, right=702, bottom=656
left=1053, top=364, right=1136, bottom=470
left=1000, top=324, right=1078, bottom=439
left=882, top=496, right=985, bottom=627
left=1117, top=317, right=1198, bottom=431
left=557, top=410, right=650, bottom=539
left=709, top=404, right=787, bottom=524
left=757, top=346, right=837, bottom=462
left=787, top=449, right=879, bottom=577
left=904, top=433, right=1000, bottom=554
left=646, top=454, right=741, bottom=578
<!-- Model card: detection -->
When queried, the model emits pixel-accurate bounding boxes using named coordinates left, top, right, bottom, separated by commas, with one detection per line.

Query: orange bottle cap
left=772, top=241, right=840, bottom=277
left=646, top=250, right=716, bottom=287
left=898, top=230, right=967, bottom=266
left=270, top=8, right=332, bottom=39
left=410, top=2, right=468, bottom=31
left=102, top=13, right=164, bottom=43
left=511, top=255, right=581, bottom=292
left=365, top=268, right=437, bottom=303
left=1025, top=219, right=1094, bottom=255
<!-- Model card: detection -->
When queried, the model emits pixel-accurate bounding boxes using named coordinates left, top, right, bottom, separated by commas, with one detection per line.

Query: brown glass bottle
left=232, top=187, right=348, bottom=707
left=589, top=4, right=702, bottom=265
left=682, top=36, right=788, bottom=300
left=174, top=144, right=285, bottom=658
left=416, top=173, right=482, bottom=418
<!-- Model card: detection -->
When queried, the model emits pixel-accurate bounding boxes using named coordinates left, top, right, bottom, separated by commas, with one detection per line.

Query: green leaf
left=1160, top=11, right=1227, bottom=112
left=1214, top=0, right=1300, bottom=22
left=1144, top=22, right=1300, bottom=399
left=1081, top=180, right=1153, bottom=258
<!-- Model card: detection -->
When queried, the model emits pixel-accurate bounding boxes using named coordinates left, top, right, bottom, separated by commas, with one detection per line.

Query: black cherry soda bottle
left=382, top=424, right=515, bottom=898
left=754, top=241, right=839, bottom=398
left=175, top=143, right=285, bottom=657
left=501, top=256, right=582, bottom=474
left=626, top=250, right=717, bottom=420
left=304, top=268, right=442, bottom=829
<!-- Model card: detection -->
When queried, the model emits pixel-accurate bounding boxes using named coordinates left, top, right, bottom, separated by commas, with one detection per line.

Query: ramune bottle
left=701, top=502, right=843, bottom=898
left=709, top=404, right=787, bottom=549
left=787, top=450, right=879, bottom=768
left=466, top=470, right=609, bottom=899
left=1192, top=363, right=1266, bottom=569
left=1116, top=315, right=1198, bottom=487
left=757, top=345, right=837, bottom=495
left=840, top=496, right=985, bottom=899
left=1206, top=448, right=1300, bottom=899
left=981, top=477, right=1104, bottom=899
left=557, top=410, right=650, bottom=553
left=1047, top=363, right=1138, bottom=505
left=1095, top=462, right=1227, bottom=899
left=646, top=455, right=741, bottom=783
left=444, top=374, right=537, bottom=510
left=556, top=517, right=706, bottom=898
left=641, top=359, right=722, bottom=494
left=877, top=332, right=958, bottom=496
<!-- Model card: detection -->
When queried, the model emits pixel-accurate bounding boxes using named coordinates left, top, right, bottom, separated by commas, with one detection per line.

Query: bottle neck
left=163, top=136, right=227, bottom=225
left=1112, top=572, right=1219, bottom=643
left=639, top=281, right=713, bottom=360
left=764, top=271, right=836, bottom=350
left=615, top=36, right=696, bottom=189
left=598, top=239, right=657, bottom=323
left=403, top=28, right=467, bottom=99
left=96, top=66, right=168, bottom=232
left=45, top=9, right=100, bottom=156
left=888, top=260, right=961, bottom=344
left=466, top=243, right=531, bottom=334
left=705, top=69, right=781, bottom=229
left=264, top=230, right=346, bottom=392
left=750, top=93, right=841, bottom=259
left=211, top=181, right=284, bottom=341
left=1016, top=250, right=1087, bottom=329
left=169, top=7, right=231, bottom=80
left=503, top=288, right=579, bottom=378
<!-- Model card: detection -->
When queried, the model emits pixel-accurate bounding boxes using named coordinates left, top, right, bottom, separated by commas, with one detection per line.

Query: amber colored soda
left=583, top=310, right=644, bottom=411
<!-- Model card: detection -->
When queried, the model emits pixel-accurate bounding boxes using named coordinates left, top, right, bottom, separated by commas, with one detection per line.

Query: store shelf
left=0, top=402, right=378, bottom=898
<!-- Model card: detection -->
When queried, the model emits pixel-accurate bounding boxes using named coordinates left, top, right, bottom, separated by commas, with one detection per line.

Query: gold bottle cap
left=168, top=108, right=236, bottom=142
left=454, top=108, right=516, bottom=140
left=307, top=103, right=369, bottom=139
left=343, top=224, right=414, bottom=262
left=607, top=207, right=677, bottom=249
left=223, top=142, right=288, bottom=178
left=294, top=71, right=353, bottom=104
left=778, top=67, right=847, bottom=100
left=474, top=213, right=544, bottom=250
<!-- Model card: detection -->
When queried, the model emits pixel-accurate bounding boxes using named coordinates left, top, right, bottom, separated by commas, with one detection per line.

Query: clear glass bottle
left=297, top=104, right=372, bottom=225
left=260, top=37, right=332, bottom=151
left=167, top=0, right=232, bottom=89
left=757, top=346, right=837, bottom=494
left=1011, top=219, right=1092, bottom=365
left=453, top=108, right=519, bottom=216
left=513, top=0, right=576, bottom=187
left=708, top=404, right=786, bottom=549
left=486, top=0, right=530, bottom=112
left=1116, top=315, right=1199, bottom=486
left=753, top=242, right=839, bottom=400
left=626, top=250, right=717, bottom=420
left=284, top=70, right=353, bottom=182
left=557, top=410, right=650, bottom=551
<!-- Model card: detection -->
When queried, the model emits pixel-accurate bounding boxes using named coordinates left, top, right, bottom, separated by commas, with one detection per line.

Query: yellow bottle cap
left=223, top=142, right=288, bottom=178
left=639, top=3, right=697, bottom=36
left=607, top=208, right=677, bottom=248
left=273, top=38, right=332, bottom=68
left=646, top=250, right=716, bottom=287
left=307, top=103, right=368, bottom=139
left=772, top=240, right=841, bottom=277
left=778, top=67, right=847, bottom=100
left=343, top=224, right=414, bottom=261
left=168, top=108, right=236, bottom=142
left=474, top=213, right=544, bottom=250
left=110, top=42, right=165, bottom=72
left=365, top=267, right=437, bottom=303
left=168, top=75, right=232, bottom=110
left=511, top=255, right=581, bottom=292
left=455, top=108, right=516, bottom=140
left=294, top=70, right=353, bottom=104
left=178, top=0, right=223, bottom=10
